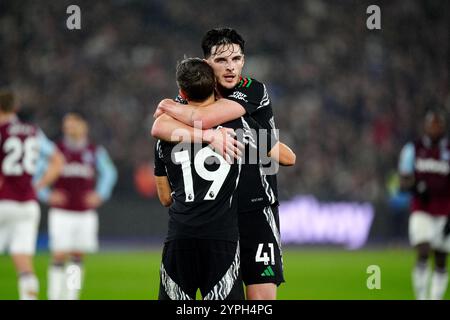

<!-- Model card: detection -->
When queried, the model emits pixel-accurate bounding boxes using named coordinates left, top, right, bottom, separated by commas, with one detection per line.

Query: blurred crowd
left=1, top=0, right=448, bottom=203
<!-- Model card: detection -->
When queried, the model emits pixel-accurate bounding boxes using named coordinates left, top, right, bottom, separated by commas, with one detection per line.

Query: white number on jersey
left=174, top=150, right=195, bottom=202
left=174, top=147, right=231, bottom=202
left=255, top=243, right=275, bottom=265
left=2, top=136, right=39, bottom=176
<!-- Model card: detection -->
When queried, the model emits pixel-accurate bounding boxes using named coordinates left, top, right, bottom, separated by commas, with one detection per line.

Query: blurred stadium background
left=0, top=0, right=449, bottom=299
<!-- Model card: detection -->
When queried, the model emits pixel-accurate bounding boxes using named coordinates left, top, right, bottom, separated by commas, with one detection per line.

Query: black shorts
left=238, top=205, right=285, bottom=286
left=158, top=239, right=244, bottom=300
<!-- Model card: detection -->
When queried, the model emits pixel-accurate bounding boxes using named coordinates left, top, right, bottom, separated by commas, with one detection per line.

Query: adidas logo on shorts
left=261, top=266, right=275, bottom=277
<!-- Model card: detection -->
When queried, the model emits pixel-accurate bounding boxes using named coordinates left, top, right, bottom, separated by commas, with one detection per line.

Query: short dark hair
left=176, top=58, right=215, bottom=102
left=0, top=89, right=16, bottom=113
left=201, top=28, right=245, bottom=58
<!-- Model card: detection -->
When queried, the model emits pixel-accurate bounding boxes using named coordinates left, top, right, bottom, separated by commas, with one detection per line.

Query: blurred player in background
left=153, top=58, right=246, bottom=300
left=0, top=89, right=64, bottom=300
left=36, top=112, right=117, bottom=300
left=153, top=28, right=296, bottom=299
left=399, top=109, right=450, bottom=300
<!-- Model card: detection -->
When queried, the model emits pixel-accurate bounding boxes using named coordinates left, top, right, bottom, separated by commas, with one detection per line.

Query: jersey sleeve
left=37, top=186, right=51, bottom=203
left=154, top=140, right=167, bottom=177
left=33, top=154, right=52, bottom=203
left=33, top=156, right=51, bottom=202
left=33, top=130, right=57, bottom=202
left=241, top=115, right=278, bottom=154
left=95, top=146, right=118, bottom=201
left=255, top=113, right=279, bottom=152
left=37, top=130, right=56, bottom=158
left=267, top=118, right=279, bottom=152
left=398, top=142, right=415, bottom=175
left=226, top=78, right=270, bottom=115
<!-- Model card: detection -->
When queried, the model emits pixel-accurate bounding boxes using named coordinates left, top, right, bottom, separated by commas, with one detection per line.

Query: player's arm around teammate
left=152, top=50, right=295, bottom=166
left=152, top=101, right=295, bottom=166
left=152, top=113, right=243, bottom=162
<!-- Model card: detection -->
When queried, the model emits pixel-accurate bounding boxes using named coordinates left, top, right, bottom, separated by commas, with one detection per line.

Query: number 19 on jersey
left=174, top=147, right=231, bottom=202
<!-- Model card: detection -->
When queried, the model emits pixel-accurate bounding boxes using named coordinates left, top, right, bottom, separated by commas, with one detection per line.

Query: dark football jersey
left=224, top=77, right=278, bottom=211
left=154, top=117, right=245, bottom=242
left=246, top=90, right=279, bottom=205
left=0, top=118, right=40, bottom=202
left=412, top=137, right=450, bottom=216
left=52, top=140, right=98, bottom=211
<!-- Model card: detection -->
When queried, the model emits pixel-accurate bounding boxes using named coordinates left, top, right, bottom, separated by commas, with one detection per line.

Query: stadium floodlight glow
left=279, top=195, right=374, bottom=250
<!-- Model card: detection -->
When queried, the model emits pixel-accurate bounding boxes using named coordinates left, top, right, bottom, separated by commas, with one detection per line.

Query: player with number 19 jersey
left=155, top=115, right=248, bottom=300
left=154, top=118, right=244, bottom=242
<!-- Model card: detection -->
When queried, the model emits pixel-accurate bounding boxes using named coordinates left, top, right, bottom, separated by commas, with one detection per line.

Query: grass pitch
left=0, top=247, right=448, bottom=300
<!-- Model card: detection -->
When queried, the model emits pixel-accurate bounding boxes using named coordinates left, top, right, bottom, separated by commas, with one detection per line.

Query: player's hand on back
left=48, top=190, right=68, bottom=207
left=204, top=127, right=243, bottom=164
left=85, top=191, right=103, bottom=209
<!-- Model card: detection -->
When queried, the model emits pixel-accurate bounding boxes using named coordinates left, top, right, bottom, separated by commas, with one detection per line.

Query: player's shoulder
left=87, top=141, right=100, bottom=151
left=399, top=140, right=417, bottom=155
left=442, top=136, right=450, bottom=148
left=54, top=139, right=64, bottom=149
left=231, top=76, right=270, bottom=106
left=235, top=76, right=265, bottom=91
left=413, top=136, right=442, bottom=149
left=399, top=141, right=416, bottom=155
left=2, top=118, right=39, bottom=136
left=0, top=120, right=10, bottom=133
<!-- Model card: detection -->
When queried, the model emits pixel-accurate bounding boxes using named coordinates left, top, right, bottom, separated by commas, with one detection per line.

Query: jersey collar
left=0, top=114, right=18, bottom=126
left=63, top=137, right=88, bottom=150
left=422, top=136, right=448, bottom=149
